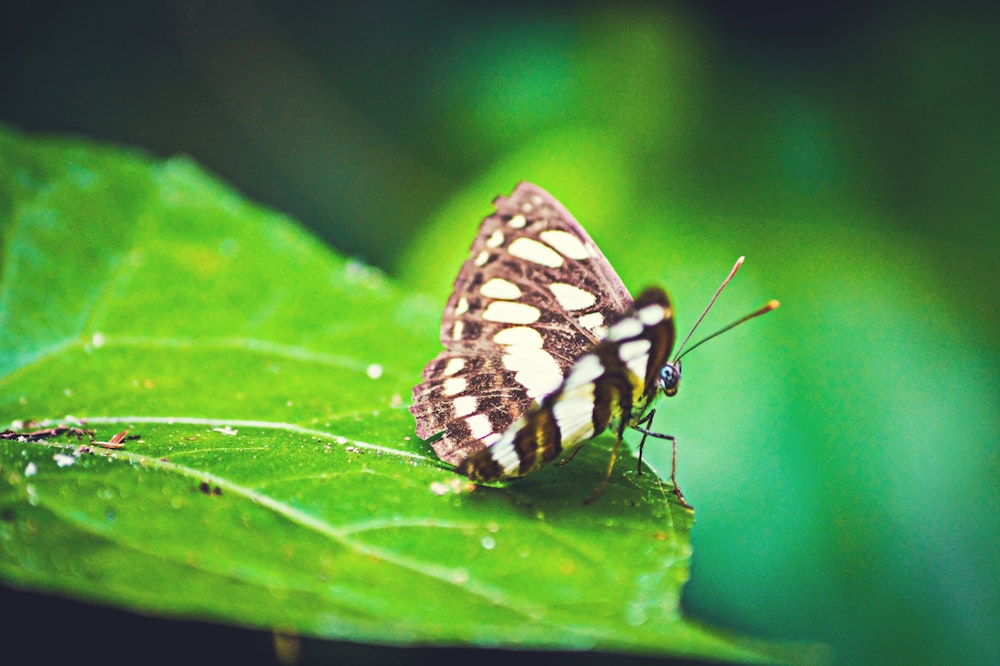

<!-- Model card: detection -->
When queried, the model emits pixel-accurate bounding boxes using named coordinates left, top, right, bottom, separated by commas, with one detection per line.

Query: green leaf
left=0, top=126, right=822, bottom=664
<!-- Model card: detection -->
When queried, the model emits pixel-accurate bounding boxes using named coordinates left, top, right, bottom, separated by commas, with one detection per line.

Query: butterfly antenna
left=672, top=256, right=779, bottom=363
left=672, top=256, right=743, bottom=361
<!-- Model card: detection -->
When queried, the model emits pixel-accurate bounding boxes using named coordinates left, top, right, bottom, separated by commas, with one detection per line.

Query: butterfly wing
left=457, top=287, right=676, bottom=481
left=411, top=182, right=634, bottom=466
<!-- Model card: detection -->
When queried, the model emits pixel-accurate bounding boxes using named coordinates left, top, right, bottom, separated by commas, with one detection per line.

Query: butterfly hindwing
left=410, top=353, right=524, bottom=464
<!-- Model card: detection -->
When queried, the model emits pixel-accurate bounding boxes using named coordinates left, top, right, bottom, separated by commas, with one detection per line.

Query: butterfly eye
left=659, top=361, right=681, bottom=397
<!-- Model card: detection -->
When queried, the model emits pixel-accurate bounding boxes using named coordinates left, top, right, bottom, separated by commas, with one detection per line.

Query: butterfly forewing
left=441, top=182, right=632, bottom=355
left=411, top=182, right=636, bottom=466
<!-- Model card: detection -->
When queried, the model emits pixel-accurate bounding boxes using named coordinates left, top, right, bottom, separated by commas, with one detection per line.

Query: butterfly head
left=658, top=360, right=681, bottom=397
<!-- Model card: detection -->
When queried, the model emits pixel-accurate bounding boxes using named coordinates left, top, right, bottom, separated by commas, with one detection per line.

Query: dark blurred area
left=2, top=2, right=996, bottom=267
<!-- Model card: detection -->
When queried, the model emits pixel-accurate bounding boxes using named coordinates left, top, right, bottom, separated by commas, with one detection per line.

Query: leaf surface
left=0, top=126, right=819, bottom=664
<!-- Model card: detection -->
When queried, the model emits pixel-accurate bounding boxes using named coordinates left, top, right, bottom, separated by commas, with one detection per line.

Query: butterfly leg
left=632, top=410, right=692, bottom=510
left=633, top=409, right=654, bottom=475
left=555, top=445, right=584, bottom=468
left=583, top=431, right=623, bottom=505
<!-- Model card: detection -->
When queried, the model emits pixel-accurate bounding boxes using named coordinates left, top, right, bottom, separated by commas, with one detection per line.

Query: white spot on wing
left=443, top=376, right=467, bottom=396
left=453, top=395, right=477, bottom=417
left=482, top=301, right=541, bottom=324
left=577, top=312, right=607, bottom=339
left=493, top=326, right=544, bottom=348
left=466, top=413, right=493, bottom=439
left=540, top=229, right=590, bottom=260
left=474, top=250, right=489, bottom=266
left=487, top=430, right=523, bottom=475
left=481, top=278, right=522, bottom=300
left=626, top=355, right=651, bottom=385
left=454, top=297, right=469, bottom=316
left=619, top=339, right=652, bottom=381
left=443, top=357, right=466, bottom=376
left=481, top=432, right=502, bottom=446
left=502, top=348, right=563, bottom=400
left=508, top=214, right=527, bottom=228
left=486, top=230, right=504, bottom=247
left=607, top=316, right=643, bottom=341
left=508, top=237, right=563, bottom=268
left=451, top=320, right=465, bottom=341
left=564, top=353, right=604, bottom=389
left=619, top=338, right=651, bottom=361
left=552, top=383, right=597, bottom=446
left=549, top=282, right=597, bottom=310
left=637, top=303, right=666, bottom=326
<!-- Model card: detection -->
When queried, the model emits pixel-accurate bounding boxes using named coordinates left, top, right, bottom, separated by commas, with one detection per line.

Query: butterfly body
left=410, top=182, right=679, bottom=485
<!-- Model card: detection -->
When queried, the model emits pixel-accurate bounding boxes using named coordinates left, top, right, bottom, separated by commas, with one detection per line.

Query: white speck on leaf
left=24, top=462, right=38, bottom=477
left=430, top=478, right=474, bottom=495
left=53, top=453, right=76, bottom=467
left=366, top=363, right=383, bottom=379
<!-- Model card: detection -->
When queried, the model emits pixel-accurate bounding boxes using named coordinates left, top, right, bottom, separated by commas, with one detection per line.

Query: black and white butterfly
left=410, top=182, right=775, bottom=504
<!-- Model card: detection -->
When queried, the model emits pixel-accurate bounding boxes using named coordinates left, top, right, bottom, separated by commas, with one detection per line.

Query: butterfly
left=410, top=182, right=776, bottom=505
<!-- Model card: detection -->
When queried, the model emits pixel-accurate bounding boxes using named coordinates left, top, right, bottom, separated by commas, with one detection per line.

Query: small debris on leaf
left=198, top=482, right=223, bottom=496
left=1, top=425, right=95, bottom=441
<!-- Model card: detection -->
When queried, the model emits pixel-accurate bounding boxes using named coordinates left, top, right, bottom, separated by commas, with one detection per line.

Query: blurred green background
left=1, top=2, right=997, bottom=665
